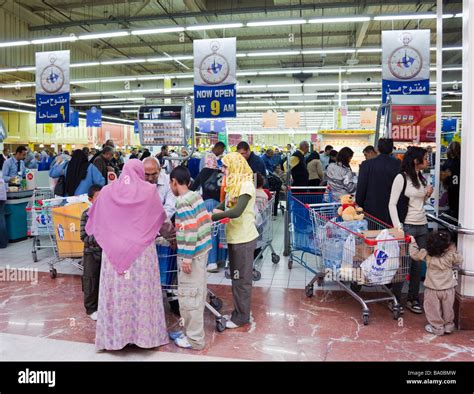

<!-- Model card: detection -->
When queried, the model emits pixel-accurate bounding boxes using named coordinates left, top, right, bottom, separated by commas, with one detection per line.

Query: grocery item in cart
left=360, top=229, right=400, bottom=285
left=324, top=219, right=368, bottom=241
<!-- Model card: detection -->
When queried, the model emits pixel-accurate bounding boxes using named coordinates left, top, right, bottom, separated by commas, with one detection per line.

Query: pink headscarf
left=85, top=159, right=166, bottom=274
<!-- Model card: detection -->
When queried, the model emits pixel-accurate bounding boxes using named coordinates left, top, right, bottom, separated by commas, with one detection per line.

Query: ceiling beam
left=28, top=0, right=458, bottom=31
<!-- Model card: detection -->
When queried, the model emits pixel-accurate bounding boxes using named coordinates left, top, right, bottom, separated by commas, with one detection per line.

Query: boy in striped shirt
left=169, top=165, right=212, bottom=350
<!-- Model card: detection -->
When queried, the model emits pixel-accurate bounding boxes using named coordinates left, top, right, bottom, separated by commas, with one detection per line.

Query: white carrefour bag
left=360, top=229, right=400, bottom=285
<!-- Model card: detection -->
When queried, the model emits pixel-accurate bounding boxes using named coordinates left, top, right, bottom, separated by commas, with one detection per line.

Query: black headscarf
left=65, top=149, right=90, bottom=196
left=306, top=151, right=320, bottom=164
left=140, top=150, right=151, bottom=161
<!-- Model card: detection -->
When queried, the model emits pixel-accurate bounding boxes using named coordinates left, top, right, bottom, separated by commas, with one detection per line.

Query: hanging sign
left=86, top=107, right=102, bottom=128
left=391, top=105, right=436, bottom=143
left=36, top=50, right=70, bottom=124
left=194, top=38, right=237, bottom=118
left=66, top=109, right=79, bottom=127
left=382, top=30, right=430, bottom=104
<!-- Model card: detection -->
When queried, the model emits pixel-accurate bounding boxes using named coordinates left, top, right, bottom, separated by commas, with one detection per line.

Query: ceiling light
left=186, top=23, right=243, bottom=31
left=101, top=58, right=145, bottom=65
left=247, top=50, right=300, bottom=57
left=78, top=31, right=130, bottom=40
left=71, top=62, right=100, bottom=68
left=0, top=40, right=30, bottom=48
left=246, top=19, right=306, bottom=27
left=131, top=27, right=184, bottom=35
left=31, top=36, right=78, bottom=44
left=308, top=16, right=371, bottom=24
left=374, top=14, right=436, bottom=21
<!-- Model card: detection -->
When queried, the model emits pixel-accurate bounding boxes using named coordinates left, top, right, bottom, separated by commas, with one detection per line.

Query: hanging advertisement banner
left=382, top=30, right=430, bottom=104
left=86, top=107, right=102, bottom=128
left=194, top=38, right=236, bottom=118
left=36, top=50, right=70, bottom=124
left=391, top=104, right=436, bottom=143
left=262, top=111, right=278, bottom=128
left=285, top=110, right=301, bottom=128
left=66, top=109, right=79, bottom=127
left=360, top=108, right=376, bottom=129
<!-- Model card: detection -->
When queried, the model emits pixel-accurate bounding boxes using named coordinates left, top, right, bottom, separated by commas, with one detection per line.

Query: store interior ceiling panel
left=0, top=0, right=463, bottom=123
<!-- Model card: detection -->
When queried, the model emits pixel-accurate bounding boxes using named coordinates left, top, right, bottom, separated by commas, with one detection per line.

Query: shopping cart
left=286, top=187, right=334, bottom=292
left=156, top=234, right=227, bottom=332
left=218, top=197, right=280, bottom=281
left=33, top=197, right=87, bottom=278
left=26, top=187, right=56, bottom=262
left=309, top=206, right=411, bottom=325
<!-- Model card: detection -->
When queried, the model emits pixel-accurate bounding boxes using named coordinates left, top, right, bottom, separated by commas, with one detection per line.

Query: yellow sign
left=44, top=124, right=53, bottom=134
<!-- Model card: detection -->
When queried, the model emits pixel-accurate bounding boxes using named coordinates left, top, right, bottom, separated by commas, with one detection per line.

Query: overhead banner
left=66, top=109, right=79, bottom=127
left=391, top=104, right=436, bottom=143
left=86, top=107, right=102, bottom=128
left=194, top=38, right=237, bottom=118
left=382, top=30, right=430, bottom=104
left=36, top=50, right=70, bottom=124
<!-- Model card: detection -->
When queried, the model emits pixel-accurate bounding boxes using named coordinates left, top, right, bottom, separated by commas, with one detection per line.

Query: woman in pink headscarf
left=86, top=159, right=172, bottom=351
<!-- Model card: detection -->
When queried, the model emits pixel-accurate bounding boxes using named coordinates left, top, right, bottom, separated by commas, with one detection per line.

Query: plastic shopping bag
left=360, top=229, right=400, bottom=285
left=342, top=234, right=355, bottom=267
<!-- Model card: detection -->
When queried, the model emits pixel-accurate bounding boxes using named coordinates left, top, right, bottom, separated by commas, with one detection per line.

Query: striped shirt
left=175, top=190, right=212, bottom=259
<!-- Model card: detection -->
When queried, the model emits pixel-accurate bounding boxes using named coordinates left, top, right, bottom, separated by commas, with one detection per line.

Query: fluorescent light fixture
left=247, top=50, right=300, bottom=57
left=147, top=55, right=193, bottom=62
left=71, top=62, right=100, bottom=68
left=120, top=109, right=139, bottom=113
left=374, top=14, right=436, bottom=21
left=17, top=66, right=35, bottom=72
left=136, top=75, right=165, bottom=81
left=31, top=36, right=78, bottom=44
left=71, top=79, right=102, bottom=84
left=79, top=31, right=130, bottom=40
left=0, top=106, right=34, bottom=113
left=0, top=99, right=36, bottom=108
left=101, top=105, right=141, bottom=109
left=442, top=14, right=455, bottom=19
left=357, top=48, right=382, bottom=53
left=302, top=49, right=356, bottom=55
left=349, top=67, right=382, bottom=72
left=186, top=23, right=243, bottom=31
left=0, top=40, right=30, bottom=48
left=259, top=69, right=302, bottom=75
left=308, top=16, right=371, bottom=24
left=455, top=13, right=463, bottom=18
left=236, top=53, right=247, bottom=58
left=0, top=82, right=35, bottom=88
left=0, top=68, right=19, bottom=73
left=101, top=58, right=145, bottom=65
left=100, top=77, right=138, bottom=82
left=236, top=71, right=259, bottom=76
left=131, top=88, right=163, bottom=93
left=131, top=27, right=184, bottom=35
left=173, top=74, right=193, bottom=79
left=246, top=19, right=306, bottom=27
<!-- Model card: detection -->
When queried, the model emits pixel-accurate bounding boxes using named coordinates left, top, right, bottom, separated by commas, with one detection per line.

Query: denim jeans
left=392, top=223, right=428, bottom=303
left=204, top=198, right=227, bottom=265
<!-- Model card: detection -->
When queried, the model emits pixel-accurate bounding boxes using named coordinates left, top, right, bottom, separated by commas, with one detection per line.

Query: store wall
left=0, top=111, right=138, bottom=148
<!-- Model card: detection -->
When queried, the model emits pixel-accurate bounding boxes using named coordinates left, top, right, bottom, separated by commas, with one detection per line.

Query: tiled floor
left=1, top=215, right=473, bottom=361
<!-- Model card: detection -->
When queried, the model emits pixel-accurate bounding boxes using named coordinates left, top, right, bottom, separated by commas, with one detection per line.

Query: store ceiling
left=0, top=0, right=463, bottom=129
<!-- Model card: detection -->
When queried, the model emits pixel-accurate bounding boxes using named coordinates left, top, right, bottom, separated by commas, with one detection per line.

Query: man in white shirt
left=143, top=157, right=176, bottom=219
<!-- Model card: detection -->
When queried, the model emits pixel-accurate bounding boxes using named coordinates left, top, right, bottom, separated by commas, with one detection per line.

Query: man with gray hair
left=284, top=141, right=310, bottom=187
left=143, top=157, right=176, bottom=219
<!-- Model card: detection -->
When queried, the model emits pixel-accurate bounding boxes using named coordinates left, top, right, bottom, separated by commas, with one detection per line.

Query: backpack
left=396, top=173, right=409, bottom=224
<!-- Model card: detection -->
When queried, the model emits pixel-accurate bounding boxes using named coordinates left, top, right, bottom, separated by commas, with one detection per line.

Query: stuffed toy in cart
left=338, top=194, right=364, bottom=221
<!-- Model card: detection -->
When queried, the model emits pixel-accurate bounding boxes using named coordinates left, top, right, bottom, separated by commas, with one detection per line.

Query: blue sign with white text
left=134, top=120, right=140, bottom=134
left=66, top=109, right=79, bottom=127
left=86, top=107, right=102, bottom=127
left=382, top=79, right=430, bottom=104
left=36, top=93, right=70, bottom=124
left=194, top=84, right=236, bottom=118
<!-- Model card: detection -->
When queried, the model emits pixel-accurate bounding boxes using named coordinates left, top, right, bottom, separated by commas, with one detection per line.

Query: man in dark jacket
left=284, top=141, right=310, bottom=187
left=356, top=138, right=401, bottom=225
left=93, top=146, right=114, bottom=183
left=80, top=185, right=103, bottom=321
left=237, top=141, right=267, bottom=178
